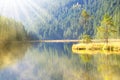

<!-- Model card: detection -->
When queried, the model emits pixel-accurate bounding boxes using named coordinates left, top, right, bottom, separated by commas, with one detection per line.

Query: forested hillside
left=0, top=16, right=27, bottom=41
left=28, top=0, right=120, bottom=40
left=1, top=0, right=119, bottom=40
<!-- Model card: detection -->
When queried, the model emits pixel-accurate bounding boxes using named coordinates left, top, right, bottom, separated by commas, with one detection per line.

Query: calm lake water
left=0, top=42, right=120, bottom=80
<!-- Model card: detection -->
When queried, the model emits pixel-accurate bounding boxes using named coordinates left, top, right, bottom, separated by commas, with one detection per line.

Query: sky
left=0, top=0, right=71, bottom=32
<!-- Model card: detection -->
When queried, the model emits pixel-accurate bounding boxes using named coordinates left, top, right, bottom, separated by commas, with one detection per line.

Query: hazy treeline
left=0, top=16, right=27, bottom=41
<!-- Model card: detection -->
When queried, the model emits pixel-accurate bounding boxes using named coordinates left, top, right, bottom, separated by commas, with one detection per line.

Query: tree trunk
left=105, top=25, right=108, bottom=43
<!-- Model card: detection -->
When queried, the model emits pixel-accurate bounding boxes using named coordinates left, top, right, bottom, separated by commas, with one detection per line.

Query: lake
left=0, top=42, right=120, bottom=80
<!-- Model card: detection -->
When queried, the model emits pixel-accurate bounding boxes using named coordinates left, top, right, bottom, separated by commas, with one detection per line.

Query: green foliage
left=96, top=26, right=105, bottom=39
left=82, top=34, right=92, bottom=43
left=30, top=0, right=120, bottom=40
left=101, top=14, right=114, bottom=26
left=81, top=9, right=91, bottom=35
left=96, top=14, right=117, bottom=40
left=0, top=16, right=27, bottom=41
left=81, top=9, right=90, bottom=20
left=113, top=7, right=120, bottom=38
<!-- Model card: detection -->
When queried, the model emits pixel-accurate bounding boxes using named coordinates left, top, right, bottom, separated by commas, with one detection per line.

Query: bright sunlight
left=0, top=0, right=52, bottom=32
left=0, top=0, right=50, bottom=20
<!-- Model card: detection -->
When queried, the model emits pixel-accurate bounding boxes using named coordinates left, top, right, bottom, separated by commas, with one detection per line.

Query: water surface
left=0, top=43, right=120, bottom=80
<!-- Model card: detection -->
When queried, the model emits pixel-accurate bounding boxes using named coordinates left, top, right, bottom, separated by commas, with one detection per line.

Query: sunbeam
left=0, top=0, right=52, bottom=32
left=0, top=0, right=71, bottom=33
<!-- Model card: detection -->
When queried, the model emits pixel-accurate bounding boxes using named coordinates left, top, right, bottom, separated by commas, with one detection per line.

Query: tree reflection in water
left=0, top=43, right=120, bottom=80
left=0, top=41, right=29, bottom=69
